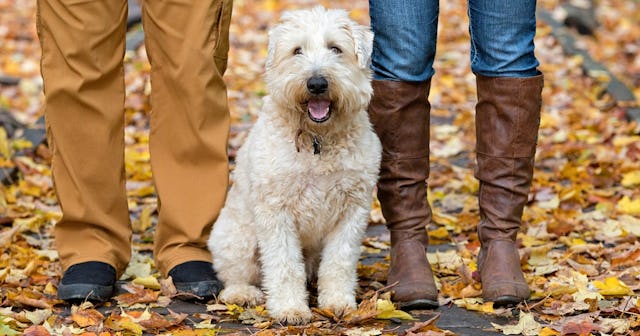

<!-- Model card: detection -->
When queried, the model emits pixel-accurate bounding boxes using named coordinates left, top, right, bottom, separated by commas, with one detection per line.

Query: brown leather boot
left=369, top=80, right=438, bottom=309
left=474, top=74, right=544, bottom=307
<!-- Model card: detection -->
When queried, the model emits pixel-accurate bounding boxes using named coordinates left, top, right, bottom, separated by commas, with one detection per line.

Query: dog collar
left=295, top=129, right=322, bottom=155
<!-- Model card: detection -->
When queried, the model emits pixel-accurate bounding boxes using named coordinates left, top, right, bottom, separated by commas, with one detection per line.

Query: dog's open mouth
left=307, top=98, right=332, bottom=123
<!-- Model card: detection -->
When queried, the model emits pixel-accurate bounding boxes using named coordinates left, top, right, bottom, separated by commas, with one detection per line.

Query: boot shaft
left=475, top=74, right=544, bottom=242
left=369, top=80, right=432, bottom=241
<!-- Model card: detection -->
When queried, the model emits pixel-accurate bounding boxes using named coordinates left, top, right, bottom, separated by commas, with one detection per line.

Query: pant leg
left=369, top=0, right=439, bottom=81
left=141, top=0, right=232, bottom=276
left=468, top=0, right=540, bottom=77
left=37, top=0, right=131, bottom=275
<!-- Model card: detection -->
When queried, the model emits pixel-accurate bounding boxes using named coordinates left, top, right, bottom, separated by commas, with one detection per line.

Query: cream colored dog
left=208, top=7, right=381, bottom=325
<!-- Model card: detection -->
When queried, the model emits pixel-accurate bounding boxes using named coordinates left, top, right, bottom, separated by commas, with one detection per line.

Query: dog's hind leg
left=209, top=202, right=264, bottom=306
left=317, top=205, right=369, bottom=317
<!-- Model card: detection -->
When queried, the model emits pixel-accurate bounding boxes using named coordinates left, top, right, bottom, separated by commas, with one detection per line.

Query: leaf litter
left=1, top=0, right=639, bottom=334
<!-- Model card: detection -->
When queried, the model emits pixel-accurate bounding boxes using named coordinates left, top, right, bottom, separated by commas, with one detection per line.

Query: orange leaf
left=71, top=309, right=105, bottom=328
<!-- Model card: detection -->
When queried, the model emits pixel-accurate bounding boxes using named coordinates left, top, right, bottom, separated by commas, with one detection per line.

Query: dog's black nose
left=307, top=76, right=328, bottom=95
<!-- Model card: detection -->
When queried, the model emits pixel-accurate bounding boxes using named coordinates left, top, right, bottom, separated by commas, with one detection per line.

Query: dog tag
left=312, top=136, right=321, bottom=155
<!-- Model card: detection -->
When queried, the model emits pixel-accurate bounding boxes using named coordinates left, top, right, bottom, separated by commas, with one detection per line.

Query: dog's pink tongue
left=308, top=98, right=330, bottom=119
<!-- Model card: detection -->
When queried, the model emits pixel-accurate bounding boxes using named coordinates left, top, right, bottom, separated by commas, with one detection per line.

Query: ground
left=0, top=0, right=639, bottom=335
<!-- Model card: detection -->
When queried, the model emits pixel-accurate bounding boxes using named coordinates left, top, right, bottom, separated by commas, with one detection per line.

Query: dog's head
left=264, top=6, right=373, bottom=128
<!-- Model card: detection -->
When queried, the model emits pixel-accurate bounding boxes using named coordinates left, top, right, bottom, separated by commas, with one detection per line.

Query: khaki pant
left=37, top=0, right=232, bottom=277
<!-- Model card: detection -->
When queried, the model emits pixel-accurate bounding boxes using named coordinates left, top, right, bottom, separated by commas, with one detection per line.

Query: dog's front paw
left=219, top=284, right=265, bottom=306
left=270, top=306, right=313, bottom=325
left=318, top=293, right=357, bottom=318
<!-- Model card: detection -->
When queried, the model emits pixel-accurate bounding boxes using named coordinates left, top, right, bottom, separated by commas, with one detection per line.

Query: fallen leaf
left=560, top=319, right=600, bottom=336
left=70, top=308, right=104, bottom=328
left=132, top=276, right=161, bottom=290
left=491, top=312, right=541, bottom=336
left=453, top=298, right=494, bottom=314
left=375, top=299, right=414, bottom=320
left=592, top=277, right=632, bottom=296
left=114, top=283, right=160, bottom=306
left=621, top=170, right=640, bottom=187
left=616, top=196, right=640, bottom=215
left=344, top=327, right=382, bottom=336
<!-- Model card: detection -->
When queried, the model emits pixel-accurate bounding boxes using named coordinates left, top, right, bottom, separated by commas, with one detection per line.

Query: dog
left=208, top=6, right=381, bottom=325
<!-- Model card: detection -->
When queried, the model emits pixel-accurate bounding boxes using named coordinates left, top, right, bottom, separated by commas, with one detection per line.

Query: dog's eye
left=293, top=47, right=303, bottom=55
left=329, top=46, right=342, bottom=54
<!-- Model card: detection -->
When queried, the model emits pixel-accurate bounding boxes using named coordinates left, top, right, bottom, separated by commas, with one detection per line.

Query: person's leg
left=37, top=0, right=130, bottom=302
left=141, top=0, right=232, bottom=298
left=468, top=0, right=543, bottom=306
left=368, top=0, right=439, bottom=309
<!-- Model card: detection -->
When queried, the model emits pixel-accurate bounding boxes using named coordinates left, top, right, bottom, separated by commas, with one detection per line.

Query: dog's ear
left=350, top=23, right=373, bottom=70
left=266, top=11, right=294, bottom=70
left=266, top=29, right=277, bottom=70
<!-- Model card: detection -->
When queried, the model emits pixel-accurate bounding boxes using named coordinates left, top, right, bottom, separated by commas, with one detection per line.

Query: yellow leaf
left=622, top=170, right=640, bottom=187
left=428, top=227, right=449, bottom=240
left=453, top=298, right=494, bottom=313
left=44, top=282, right=57, bottom=296
left=3, top=185, right=17, bottom=204
left=570, top=238, right=587, bottom=246
left=132, top=206, right=154, bottom=233
left=539, top=327, right=560, bottom=336
left=0, top=127, right=11, bottom=159
left=520, top=234, right=546, bottom=248
left=491, top=312, right=541, bottom=336
left=375, top=299, right=414, bottom=320
left=225, top=304, right=244, bottom=315
left=18, top=180, right=44, bottom=197
left=617, top=196, right=640, bottom=215
left=613, top=135, right=640, bottom=147
left=118, top=317, right=144, bottom=335
left=592, top=277, right=632, bottom=296
left=11, top=138, right=33, bottom=151
left=14, top=215, right=47, bottom=233
left=133, top=276, right=161, bottom=290
left=128, top=185, right=155, bottom=198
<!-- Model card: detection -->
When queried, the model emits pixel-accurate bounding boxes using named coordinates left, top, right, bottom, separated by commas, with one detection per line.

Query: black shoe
left=168, top=261, right=222, bottom=300
left=58, top=261, right=116, bottom=303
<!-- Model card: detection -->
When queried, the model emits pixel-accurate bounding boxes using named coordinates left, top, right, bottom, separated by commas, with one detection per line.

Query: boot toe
left=481, top=280, right=530, bottom=305
left=393, top=280, right=439, bottom=308
left=169, top=261, right=222, bottom=300
left=58, top=261, right=116, bottom=303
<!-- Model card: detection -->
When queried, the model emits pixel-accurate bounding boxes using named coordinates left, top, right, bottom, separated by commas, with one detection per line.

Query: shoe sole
left=57, top=283, right=114, bottom=303
left=491, top=295, right=523, bottom=308
left=173, top=280, right=221, bottom=300
left=397, top=298, right=439, bottom=310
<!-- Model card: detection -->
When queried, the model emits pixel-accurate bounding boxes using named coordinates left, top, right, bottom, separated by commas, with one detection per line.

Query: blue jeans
left=369, top=0, right=540, bottom=81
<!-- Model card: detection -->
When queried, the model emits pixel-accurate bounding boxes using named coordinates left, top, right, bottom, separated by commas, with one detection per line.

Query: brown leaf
left=342, top=292, right=379, bottom=326
left=114, top=282, right=160, bottom=306
left=561, top=320, right=601, bottom=336
left=160, top=276, right=178, bottom=297
left=70, top=308, right=105, bottom=328
left=23, top=325, right=51, bottom=336
left=6, top=289, right=61, bottom=309
left=138, top=311, right=182, bottom=330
